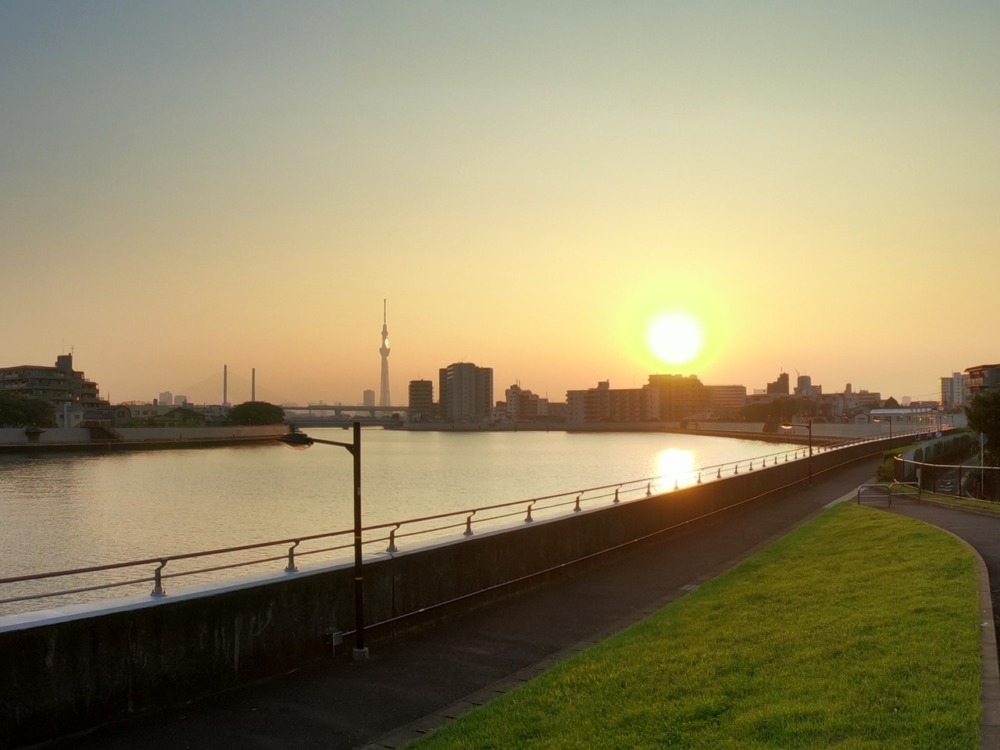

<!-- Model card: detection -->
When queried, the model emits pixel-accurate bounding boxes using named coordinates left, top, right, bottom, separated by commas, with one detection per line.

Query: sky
left=2, top=1, right=998, bottom=407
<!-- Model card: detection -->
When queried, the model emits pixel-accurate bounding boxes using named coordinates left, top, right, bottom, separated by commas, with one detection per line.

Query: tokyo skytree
left=379, top=299, right=390, bottom=406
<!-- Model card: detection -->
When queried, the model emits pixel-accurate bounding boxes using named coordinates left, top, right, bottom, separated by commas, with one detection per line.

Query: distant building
left=965, top=364, right=1000, bottom=403
left=647, top=374, right=710, bottom=422
left=362, top=389, right=376, bottom=407
left=704, top=385, right=747, bottom=418
left=766, top=372, right=790, bottom=396
left=174, top=394, right=188, bottom=406
left=791, top=374, right=822, bottom=399
left=158, top=392, right=173, bottom=406
left=566, top=381, right=657, bottom=423
left=566, top=375, right=713, bottom=424
left=940, top=373, right=965, bottom=411
left=439, top=362, right=493, bottom=422
left=0, top=353, right=107, bottom=411
left=408, top=380, right=434, bottom=420
left=504, top=383, right=549, bottom=421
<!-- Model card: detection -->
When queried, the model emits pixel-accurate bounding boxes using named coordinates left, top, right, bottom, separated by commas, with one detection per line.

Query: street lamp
left=279, top=421, right=368, bottom=660
left=780, top=418, right=813, bottom=487
left=874, top=415, right=893, bottom=440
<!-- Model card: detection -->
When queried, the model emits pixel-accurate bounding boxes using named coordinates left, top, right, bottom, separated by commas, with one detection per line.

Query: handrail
left=0, top=430, right=932, bottom=611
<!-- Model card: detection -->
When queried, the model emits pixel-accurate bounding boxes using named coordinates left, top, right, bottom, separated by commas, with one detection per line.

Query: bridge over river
left=281, top=403, right=412, bottom=426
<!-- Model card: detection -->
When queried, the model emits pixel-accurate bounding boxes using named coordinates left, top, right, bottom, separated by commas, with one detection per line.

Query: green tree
left=884, top=396, right=900, bottom=409
left=0, top=393, right=57, bottom=428
left=966, top=388, right=1000, bottom=466
left=227, top=401, right=285, bottom=425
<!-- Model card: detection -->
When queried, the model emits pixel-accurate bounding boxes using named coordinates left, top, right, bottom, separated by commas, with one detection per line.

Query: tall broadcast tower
left=379, top=299, right=391, bottom=406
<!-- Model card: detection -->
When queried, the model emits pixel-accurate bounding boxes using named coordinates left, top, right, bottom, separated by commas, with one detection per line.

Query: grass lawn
left=409, top=502, right=981, bottom=749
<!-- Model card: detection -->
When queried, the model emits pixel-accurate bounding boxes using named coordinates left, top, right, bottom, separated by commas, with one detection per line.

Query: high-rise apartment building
left=940, top=372, right=965, bottom=411
left=439, top=362, right=493, bottom=422
left=408, top=380, right=434, bottom=420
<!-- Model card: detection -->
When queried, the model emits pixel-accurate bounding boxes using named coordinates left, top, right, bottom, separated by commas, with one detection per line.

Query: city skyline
left=29, top=347, right=968, bottom=409
left=3, top=3, right=998, bottom=406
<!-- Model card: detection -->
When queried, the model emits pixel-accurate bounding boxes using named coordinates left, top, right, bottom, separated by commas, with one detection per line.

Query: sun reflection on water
left=652, top=447, right=696, bottom=492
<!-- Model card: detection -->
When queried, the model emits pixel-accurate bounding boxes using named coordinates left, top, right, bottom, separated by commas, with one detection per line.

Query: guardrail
left=856, top=481, right=921, bottom=508
left=0, top=429, right=933, bottom=614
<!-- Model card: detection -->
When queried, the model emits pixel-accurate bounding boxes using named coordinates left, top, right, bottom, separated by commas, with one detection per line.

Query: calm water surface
left=0, top=429, right=802, bottom=610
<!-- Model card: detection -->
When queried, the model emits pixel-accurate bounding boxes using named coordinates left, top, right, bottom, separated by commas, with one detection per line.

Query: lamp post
left=781, top=418, right=813, bottom=487
left=873, top=415, right=893, bottom=440
left=280, top=421, right=368, bottom=660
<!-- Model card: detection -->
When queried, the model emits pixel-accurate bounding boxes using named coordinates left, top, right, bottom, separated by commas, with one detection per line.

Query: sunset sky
left=2, top=2, right=997, bottom=406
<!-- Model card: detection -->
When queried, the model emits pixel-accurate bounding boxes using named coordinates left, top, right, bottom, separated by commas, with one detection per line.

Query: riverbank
left=0, top=425, right=288, bottom=453
left=391, top=419, right=936, bottom=446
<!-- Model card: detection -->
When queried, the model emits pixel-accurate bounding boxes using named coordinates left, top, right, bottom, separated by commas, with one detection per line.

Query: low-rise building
left=965, top=364, right=1000, bottom=404
left=0, top=354, right=108, bottom=411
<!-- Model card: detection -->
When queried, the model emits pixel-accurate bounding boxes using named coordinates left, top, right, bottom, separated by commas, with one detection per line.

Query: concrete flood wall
left=0, top=438, right=894, bottom=748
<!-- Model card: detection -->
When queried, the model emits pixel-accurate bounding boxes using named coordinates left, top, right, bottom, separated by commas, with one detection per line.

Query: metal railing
left=0, top=430, right=930, bottom=613
left=856, top=481, right=921, bottom=507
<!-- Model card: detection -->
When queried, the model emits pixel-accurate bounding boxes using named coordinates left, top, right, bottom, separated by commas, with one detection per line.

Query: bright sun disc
left=647, top=312, right=703, bottom=365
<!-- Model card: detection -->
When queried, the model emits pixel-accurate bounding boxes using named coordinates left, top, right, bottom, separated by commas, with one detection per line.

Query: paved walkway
left=40, top=460, right=994, bottom=749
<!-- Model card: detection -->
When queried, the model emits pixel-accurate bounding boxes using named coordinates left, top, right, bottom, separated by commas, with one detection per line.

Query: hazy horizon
left=3, top=2, right=998, bottom=405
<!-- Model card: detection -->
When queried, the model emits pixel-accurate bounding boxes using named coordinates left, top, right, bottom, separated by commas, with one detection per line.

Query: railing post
left=525, top=501, right=535, bottom=523
left=151, top=559, right=168, bottom=598
left=464, top=511, right=476, bottom=536
left=285, top=541, right=300, bottom=572
left=646, top=482, right=651, bottom=497
left=386, top=523, right=401, bottom=553
left=613, top=487, right=620, bottom=504
left=697, top=472, right=702, bottom=484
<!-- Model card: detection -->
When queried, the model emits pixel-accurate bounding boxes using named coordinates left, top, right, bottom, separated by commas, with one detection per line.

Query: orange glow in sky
left=2, top=3, right=998, bottom=405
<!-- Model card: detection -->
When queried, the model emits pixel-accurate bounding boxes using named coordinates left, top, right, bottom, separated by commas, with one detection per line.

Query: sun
left=647, top=311, right=703, bottom=366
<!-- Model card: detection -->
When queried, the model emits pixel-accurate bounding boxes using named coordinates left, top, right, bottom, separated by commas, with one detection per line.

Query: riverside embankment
left=0, top=433, right=913, bottom=749
left=0, top=425, right=288, bottom=453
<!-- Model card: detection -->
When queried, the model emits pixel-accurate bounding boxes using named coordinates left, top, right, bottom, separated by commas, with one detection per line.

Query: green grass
left=409, top=503, right=981, bottom=749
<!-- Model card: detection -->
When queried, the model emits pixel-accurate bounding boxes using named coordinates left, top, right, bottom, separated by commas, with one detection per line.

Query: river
left=0, top=428, right=804, bottom=613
